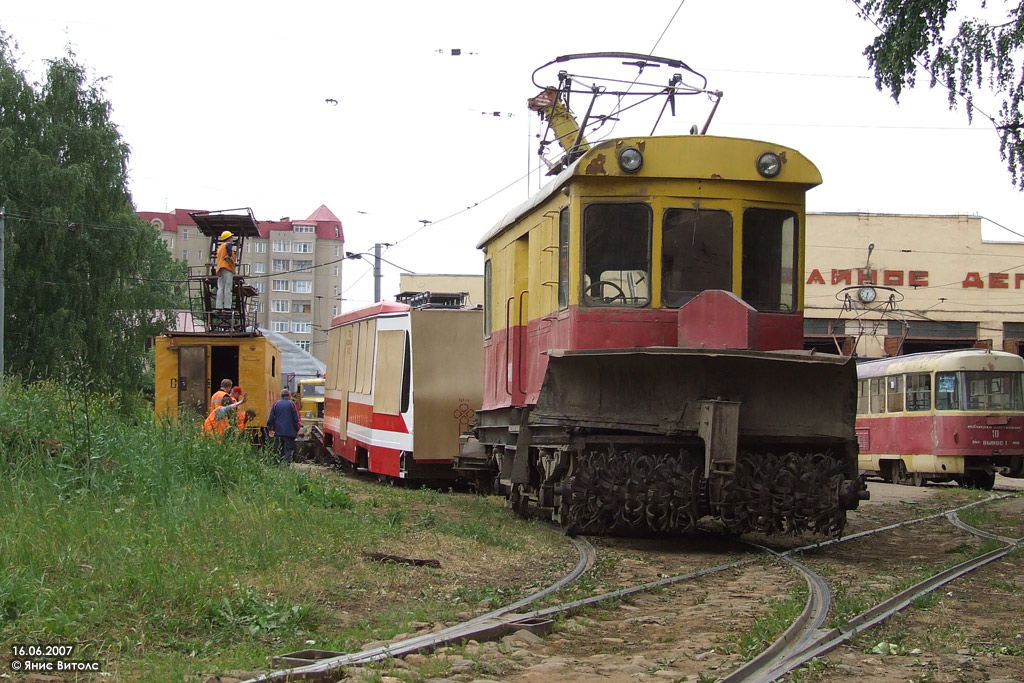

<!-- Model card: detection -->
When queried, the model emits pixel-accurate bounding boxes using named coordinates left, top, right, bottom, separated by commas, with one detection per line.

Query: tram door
left=177, top=345, right=208, bottom=416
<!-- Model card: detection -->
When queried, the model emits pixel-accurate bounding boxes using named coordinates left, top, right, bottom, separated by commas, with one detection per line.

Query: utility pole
left=373, top=242, right=382, bottom=303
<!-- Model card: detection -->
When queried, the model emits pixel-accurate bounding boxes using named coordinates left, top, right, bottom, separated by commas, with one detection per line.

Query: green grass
left=0, top=379, right=569, bottom=680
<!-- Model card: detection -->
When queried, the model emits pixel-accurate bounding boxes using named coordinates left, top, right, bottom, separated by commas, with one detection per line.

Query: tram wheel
left=893, top=460, right=922, bottom=487
left=966, top=471, right=996, bottom=490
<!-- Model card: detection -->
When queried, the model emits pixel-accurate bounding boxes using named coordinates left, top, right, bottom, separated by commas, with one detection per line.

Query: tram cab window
left=661, top=208, right=733, bottom=307
left=558, top=208, right=570, bottom=310
left=887, top=375, right=904, bottom=413
left=741, top=208, right=798, bottom=313
left=964, top=371, right=1024, bottom=410
left=582, top=203, right=651, bottom=307
left=905, top=373, right=932, bottom=411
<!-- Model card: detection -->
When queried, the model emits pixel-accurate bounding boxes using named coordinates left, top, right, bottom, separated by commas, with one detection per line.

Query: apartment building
left=140, top=205, right=345, bottom=362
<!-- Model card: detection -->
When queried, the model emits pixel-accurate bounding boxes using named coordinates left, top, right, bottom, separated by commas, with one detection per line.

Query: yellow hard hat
left=219, top=230, right=233, bottom=240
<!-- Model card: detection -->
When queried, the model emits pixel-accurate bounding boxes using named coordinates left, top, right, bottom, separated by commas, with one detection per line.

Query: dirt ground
left=347, top=477, right=1024, bottom=683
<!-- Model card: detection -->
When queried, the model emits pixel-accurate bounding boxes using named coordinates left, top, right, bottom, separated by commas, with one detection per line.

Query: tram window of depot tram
left=935, top=372, right=960, bottom=410
left=740, top=208, right=798, bottom=313
left=661, top=208, right=732, bottom=307
left=963, top=371, right=1024, bottom=410
left=886, top=375, right=904, bottom=412
left=905, top=373, right=932, bottom=411
left=868, top=377, right=886, bottom=413
left=582, top=203, right=651, bottom=306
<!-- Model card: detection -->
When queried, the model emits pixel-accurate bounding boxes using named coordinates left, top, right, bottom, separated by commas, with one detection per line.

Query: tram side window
left=582, top=203, right=651, bottom=307
left=905, top=373, right=932, bottom=411
left=856, top=379, right=870, bottom=414
left=935, top=372, right=960, bottom=411
left=887, top=375, right=904, bottom=413
left=741, top=208, right=798, bottom=313
left=661, top=208, right=732, bottom=308
left=868, top=377, right=886, bottom=413
left=483, top=260, right=492, bottom=338
left=558, top=208, right=570, bottom=310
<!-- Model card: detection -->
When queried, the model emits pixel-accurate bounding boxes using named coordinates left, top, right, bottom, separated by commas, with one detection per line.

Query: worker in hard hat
left=215, top=230, right=237, bottom=310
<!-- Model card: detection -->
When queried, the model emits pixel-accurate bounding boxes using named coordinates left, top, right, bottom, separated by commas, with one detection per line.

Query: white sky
left=5, top=0, right=1022, bottom=310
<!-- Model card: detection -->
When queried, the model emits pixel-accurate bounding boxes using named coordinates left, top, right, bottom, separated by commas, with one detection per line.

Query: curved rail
left=241, top=536, right=596, bottom=682
left=240, top=495, right=1019, bottom=683
left=734, top=507, right=1022, bottom=682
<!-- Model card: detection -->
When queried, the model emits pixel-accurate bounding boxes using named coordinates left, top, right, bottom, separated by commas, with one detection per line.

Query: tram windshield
left=582, top=203, right=651, bottom=307
left=661, top=208, right=732, bottom=307
left=935, top=370, right=1024, bottom=411
left=741, top=208, right=798, bottom=313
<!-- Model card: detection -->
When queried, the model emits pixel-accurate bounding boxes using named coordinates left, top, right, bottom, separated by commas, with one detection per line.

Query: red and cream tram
left=856, top=349, right=1024, bottom=489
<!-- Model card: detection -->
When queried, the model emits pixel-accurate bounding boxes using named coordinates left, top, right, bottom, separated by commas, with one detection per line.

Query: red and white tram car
left=856, top=348, right=1024, bottom=489
left=321, top=301, right=483, bottom=481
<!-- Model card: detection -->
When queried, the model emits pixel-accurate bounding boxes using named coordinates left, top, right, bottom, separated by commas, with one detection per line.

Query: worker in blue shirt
left=266, top=388, right=301, bottom=463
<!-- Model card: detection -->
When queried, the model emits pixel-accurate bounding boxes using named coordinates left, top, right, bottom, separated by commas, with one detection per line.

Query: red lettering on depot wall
left=832, top=269, right=852, bottom=285
left=990, top=272, right=1009, bottom=289
left=858, top=269, right=877, bottom=285
left=962, top=272, right=984, bottom=288
left=909, top=271, right=928, bottom=287
left=806, top=269, right=826, bottom=285
left=883, top=270, right=904, bottom=286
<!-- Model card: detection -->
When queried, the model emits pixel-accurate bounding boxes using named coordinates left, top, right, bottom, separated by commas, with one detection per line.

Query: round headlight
left=618, top=147, right=644, bottom=173
left=756, top=152, right=782, bottom=178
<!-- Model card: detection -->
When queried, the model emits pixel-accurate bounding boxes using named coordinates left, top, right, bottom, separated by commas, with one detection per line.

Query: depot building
left=803, top=212, right=1024, bottom=358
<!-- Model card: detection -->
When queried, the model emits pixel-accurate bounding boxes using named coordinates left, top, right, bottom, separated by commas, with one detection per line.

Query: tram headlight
left=617, top=147, right=644, bottom=173
left=756, top=152, right=782, bottom=178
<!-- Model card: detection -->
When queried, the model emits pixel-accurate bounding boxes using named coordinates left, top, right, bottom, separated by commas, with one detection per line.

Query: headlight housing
left=756, top=152, right=782, bottom=178
left=618, top=147, right=644, bottom=173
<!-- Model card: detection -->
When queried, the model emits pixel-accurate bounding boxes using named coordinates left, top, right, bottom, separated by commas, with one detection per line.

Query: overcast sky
left=5, top=0, right=1021, bottom=309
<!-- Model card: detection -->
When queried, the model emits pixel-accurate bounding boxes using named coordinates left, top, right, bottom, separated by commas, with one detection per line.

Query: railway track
left=239, top=494, right=1021, bottom=683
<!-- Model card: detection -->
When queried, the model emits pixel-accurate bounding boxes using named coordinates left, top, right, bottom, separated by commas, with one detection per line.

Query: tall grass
left=0, top=379, right=568, bottom=679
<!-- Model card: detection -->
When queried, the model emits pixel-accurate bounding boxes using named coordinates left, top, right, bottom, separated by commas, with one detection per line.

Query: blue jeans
left=274, top=435, right=296, bottom=463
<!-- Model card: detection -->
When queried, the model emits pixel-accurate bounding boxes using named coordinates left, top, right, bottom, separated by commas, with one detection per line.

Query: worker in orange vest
left=204, top=393, right=248, bottom=439
left=238, top=408, right=257, bottom=432
left=215, top=230, right=237, bottom=310
left=209, top=378, right=234, bottom=412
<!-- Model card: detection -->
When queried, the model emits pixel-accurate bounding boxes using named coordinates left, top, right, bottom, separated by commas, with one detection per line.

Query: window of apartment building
left=255, top=242, right=267, bottom=254
left=182, top=228, right=189, bottom=240
left=197, top=250, right=203, bottom=261
left=332, top=285, right=338, bottom=296
left=273, top=239, right=290, bottom=252
left=332, top=305, right=338, bottom=316
left=271, top=320, right=289, bottom=333
left=272, top=259, right=290, bottom=272
left=335, top=246, right=340, bottom=256
left=166, top=236, right=174, bottom=249
left=150, top=218, right=164, bottom=230
left=271, top=299, right=289, bottom=313
left=272, top=279, right=290, bottom=292
left=293, top=242, right=313, bottom=254
left=293, top=280, right=313, bottom=294
left=291, top=320, right=312, bottom=334
left=253, top=262, right=265, bottom=274
left=253, top=281, right=264, bottom=293
left=296, top=340, right=311, bottom=351
left=181, top=249, right=188, bottom=261
left=294, top=225, right=315, bottom=233
left=292, top=299, right=312, bottom=314
left=294, top=259, right=313, bottom=272
left=257, top=302, right=265, bottom=313
left=333, top=265, right=339, bottom=276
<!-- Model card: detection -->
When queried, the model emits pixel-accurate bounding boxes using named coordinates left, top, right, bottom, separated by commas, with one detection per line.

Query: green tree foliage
left=0, top=30, right=184, bottom=395
left=855, top=1, right=1024, bottom=188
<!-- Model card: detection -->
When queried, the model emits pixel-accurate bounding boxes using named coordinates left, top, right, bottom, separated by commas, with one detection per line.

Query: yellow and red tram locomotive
left=454, top=54, right=868, bottom=536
